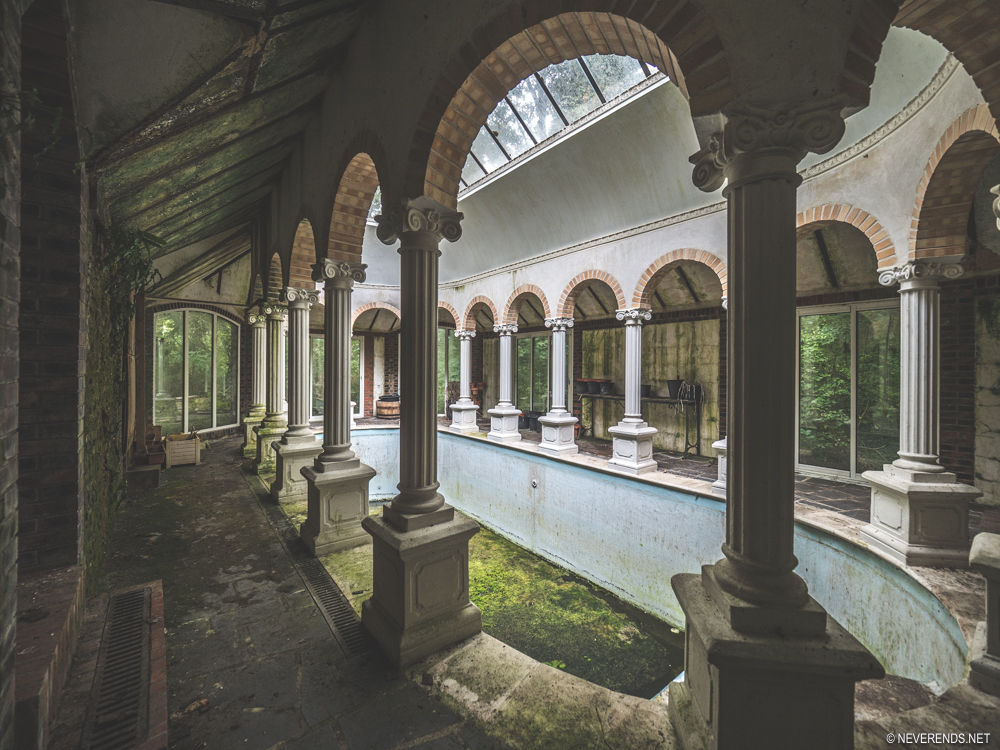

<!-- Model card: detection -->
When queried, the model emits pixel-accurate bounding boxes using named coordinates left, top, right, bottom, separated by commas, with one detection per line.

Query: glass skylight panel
left=461, top=153, right=487, bottom=185
left=507, top=75, right=563, bottom=142
left=538, top=59, right=601, bottom=122
left=585, top=55, right=646, bottom=100
left=367, top=185, right=382, bottom=222
left=469, top=127, right=508, bottom=172
left=487, top=99, right=534, bottom=159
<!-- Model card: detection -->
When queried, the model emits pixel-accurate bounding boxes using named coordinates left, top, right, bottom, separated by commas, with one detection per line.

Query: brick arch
left=503, top=285, right=551, bottom=325
left=557, top=270, right=627, bottom=318
left=438, top=301, right=460, bottom=328
left=263, top=253, right=283, bottom=302
left=290, top=219, right=316, bottom=288
left=417, top=8, right=739, bottom=210
left=632, top=250, right=727, bottom=308
left=796, top=204, right=897, bottom=269
left=462, top=296, right=499, bottom=330
left=328, top=150, right=382, bottom=263
left=351, top=302, right=402, bottom=327
left=909, top=104, right=1000, bottom=260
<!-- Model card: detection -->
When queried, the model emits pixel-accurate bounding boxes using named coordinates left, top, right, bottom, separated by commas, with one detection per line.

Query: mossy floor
left=279, top=500, right=685, bottom=699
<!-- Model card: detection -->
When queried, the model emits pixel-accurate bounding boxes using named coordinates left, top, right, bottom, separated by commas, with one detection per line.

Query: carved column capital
left=544, top=317, right=574, bottom=332
left=878, top=261, right=964, bottom=287
left=616, top=308, right=652, bottom=325
left=375, top=196, right=464, bottom=245
left=992, top=184, right=1000, bottom=231
left=311, top=259, right=367, bottom=290
left=262, top=303, right=287, bottom=320
left=247, top=312, right=267, bottom=327
left=281, top=286, right=320, bottom=309
left=493, top=323, right=518, bottom=336
left=690, top=99, right=847, bottom=192
left=721, top=296, right=728, bottom=311
left=454, top=329, right=477, bottom=341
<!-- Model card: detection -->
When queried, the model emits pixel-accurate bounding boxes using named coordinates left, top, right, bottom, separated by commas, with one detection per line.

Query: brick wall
left=0, top=0, right=25, bottom=741
left=384, top=333, right=398, bottom=396
left=940, top=277, right=977, bottom=485
left=17, top=0, right=85, bottom=574
left=363, top=334, right=374, bottom=416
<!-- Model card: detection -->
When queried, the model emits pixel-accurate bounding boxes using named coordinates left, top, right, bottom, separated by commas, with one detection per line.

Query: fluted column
left=487, top=324, right=521, bottom=443
left=243, top=307, right=268, bottom=455
left=253, top=303, right=287, bottom=473
left=862, top=260, right=980, bottom=567
left=363, top=197, right=481, bottom=668
left=669, top=101, right=882, bottom=750
left=608, top=309, right=656, bottom=474
left=538, top=318, right=577, bottom=456
left=449, top=329, right=479, bottom=433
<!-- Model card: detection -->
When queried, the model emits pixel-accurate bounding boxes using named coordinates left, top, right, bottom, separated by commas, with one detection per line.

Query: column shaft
left=283, top=289, right=318, bottom=439
left=550, top=328, right=566, bottom=412
left=498, top=331, right=513, bottom=406
left=252, top=320, right=267, bottom=408
left=459, top=333, right=472, bottom=401
left=623, top=320, right=642, bottom=421
left=896, top=279, right=943, bottom=471
left=263, top=306, right=287, bottom=428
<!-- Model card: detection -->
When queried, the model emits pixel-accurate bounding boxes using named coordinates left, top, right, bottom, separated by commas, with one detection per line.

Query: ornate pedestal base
left=537, top=412, right=578, bottom=457
left=300, top=460, right=376, bottom=555
left=361, top=507, right=482, bottom=668
left=969, top=532, right=1000, bottom=697
left=607, top=421, right=657, bottom=475
left=861, top=465, right=981, bottom=568
left=487, top=405, right=521, bottom=444
left=970, top=622, right=1000, bottom=697
left=243, top=411, right=265, bottom=456
left=253, top=423, right=286, bottom=475
left=270, top=438, right=322, bottom=503
left=711, top=438, right=727, bottom=497
left=449, top=401, right=479, bottom=434
left=669, top=570, right=883, bottom=750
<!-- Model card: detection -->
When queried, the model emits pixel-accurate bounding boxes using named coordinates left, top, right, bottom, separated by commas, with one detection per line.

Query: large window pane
left=153, top=311, right=184, bottom=434
left=531, top=337, right=549, bottom=412
left=437, top=328, right=447, bottom=415
left=538, top=59, right=601, bottom=122
left=856, top=308, right=900, bottom=473
left=216, top=317, right=239, bottom=427
left=516, top=338, right=531, bottom=410
left=470, top=128, right=508, bottom=173
left=799, top=312, right=851, bottom=471
left=187, top=311, right=214, bottom=431
left=461, top=155, right=487, bottom=186
left=584, top=54, right=645, bottom=100
left=312, top=337, right=324, bottom=416
left=486, top=100, right=533, bottom=160
left=350, top=337, right=361, bottom=415
left=508, top=75, right=563, bottom=142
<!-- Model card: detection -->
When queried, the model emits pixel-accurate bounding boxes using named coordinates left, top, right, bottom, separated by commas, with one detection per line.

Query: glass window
left=516, top=338, right=531, bottom=410
left=469, top=128, right=508, bottom=173
left=461, top=155, right=487, bottom=186
left=798, top=312, right=851, bottom=472
left=531, top=337, right=549, bottom=413
left=438, top=328, right=448, bottom=415
left=153, top=309, right=240, bottom=433
left=367, top=185, right=382, bottom=222
left=508, top=75, right=563, bottom=142
left=311, top=336, right=324, bottom=417
left=584, top=54, right=645, bottom=100
left=856, top=308, right=900, bottom=474
left=538, top=59, right=601, bottom=122
left=486, top=100, right=533, bottom=160
left=350, top=337, right=362, bottom=417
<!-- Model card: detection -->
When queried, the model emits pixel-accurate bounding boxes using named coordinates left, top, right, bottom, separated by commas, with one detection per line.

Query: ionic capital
left=281, top=286, right=320, bottom=308
left=376, top=196, right=463, bottom=245
left=690, top=99, right=847, bottom=192
left=493, top=323, right=518, bottom=336
left=454, top=329, right=477, bottom=341
left=247, top=311, right=267, bottom=327
left=878, top=261, right=964, bottom=287
left=616, top=308, right=652, bottom=325
left=544, top=317, right=574, bottom=333
left=311, top=259, right=367, bottom=289
left=721, top=296, right=728, bottom=311
left=262, top=303, right=287, bottom=320
left=991, top=184, right=1000, bottom=231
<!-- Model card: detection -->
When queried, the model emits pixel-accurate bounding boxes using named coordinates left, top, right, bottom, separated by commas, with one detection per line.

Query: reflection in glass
left=187, top=311, right=214, bottom=431
left=437, top=328, right=447, bottom=415
left=217, top=317, right=239, bottom=427
left=539, top=59, right=601, bottom=122
left=154, top=311, right=184, bottom=434
left=585, top=54, right=645, bottom=100
left=311, top=337, right=324, bottom=416
left=799, top=312, right=851, bottom=471
left=508, top=75, right=563, bottom=142
left=350, top=337, right=361, bottom=415
left=470, top=128, right=508, bottom=172
left=516, top=338, right=531, bottom=410
left=531, top=337, right=549, bottom=413
left=856, top=308, right=900, bottom=473
left=487, top=100, right=533, bottom=160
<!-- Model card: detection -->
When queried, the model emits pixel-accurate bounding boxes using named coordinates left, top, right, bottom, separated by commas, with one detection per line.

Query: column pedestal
left=450, top=329, right=480, bottom=433
left=608, top=309, right=656, bottom=475
left=361, top=507, right=481, bottom=668
left=487, top=324, right=521, bottom=443
left=538, top=318, right=578, bottom=457
left=253, top=304, right=288, bottom=476
left=301, top=459, right=377, bottom=554
left=272, top=439, right=322, bottom=503
left=449, top=402, right=479, bottom=433
left=969, top=532, right=1000, bottom=696
left=243, top=308, right=267, bottom=457
left=538, top=413, right=579, bottom=457
left=243, top=412, right=265, bottom=457
left=712, top=438, right=727, bottom=497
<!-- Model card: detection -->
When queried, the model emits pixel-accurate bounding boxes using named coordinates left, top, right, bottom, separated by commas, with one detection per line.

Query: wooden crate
left=164, top=434, right=200, bottom=469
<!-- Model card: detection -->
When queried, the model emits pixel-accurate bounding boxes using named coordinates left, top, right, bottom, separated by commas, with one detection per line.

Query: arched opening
left=290, top=219, right=317, bottom=290
left=352, top=304, right=401, bottom=418
left=264, top=253, right=283, bottom=302
left=328, top=153, right=380, bottom=262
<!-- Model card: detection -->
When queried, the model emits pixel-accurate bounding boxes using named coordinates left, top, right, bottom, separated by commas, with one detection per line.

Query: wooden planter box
left=164, top=434, right=201, bottom=469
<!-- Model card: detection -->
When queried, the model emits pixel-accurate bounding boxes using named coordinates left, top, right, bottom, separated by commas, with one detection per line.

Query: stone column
left=362, top=197, right=481, bottom=668
left=449, top=329, right=479, bottom=433
left=487, top=324, right=521, bottom=443
left=608, top=309, right=656, bottom=474
left=538, top=318, right=578, bottom=456
left=253, top=303, right=288, bottom=474
left=861, top=261, right=981, bottom=567
left=300, top=261, right=375, bottom=555
left=669, top=103, right=883, bottom=750
left=243, top=308, right=268, bottom=456
left=970, top=532, right=1000, bottom=696
left=270, top=288, right=322, bottom=502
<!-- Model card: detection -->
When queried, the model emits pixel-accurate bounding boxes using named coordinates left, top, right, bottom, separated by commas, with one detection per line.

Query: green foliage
left=97, top=228, right=163, bottom=343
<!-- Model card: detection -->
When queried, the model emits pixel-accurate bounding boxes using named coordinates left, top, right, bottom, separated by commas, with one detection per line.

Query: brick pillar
left=363, top=334, right=375, bottom=416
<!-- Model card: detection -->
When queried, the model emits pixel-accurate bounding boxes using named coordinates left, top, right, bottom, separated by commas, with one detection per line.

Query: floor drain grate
left=80, top=587, right=151, bottom=750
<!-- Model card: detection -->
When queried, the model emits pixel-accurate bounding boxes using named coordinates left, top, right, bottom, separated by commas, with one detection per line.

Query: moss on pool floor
left=278, top=501, right=685, bottom=699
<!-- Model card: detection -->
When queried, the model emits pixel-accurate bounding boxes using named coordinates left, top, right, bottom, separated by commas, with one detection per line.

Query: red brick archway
left=462, top=296, right=499, bottom=331
left=328, top=152, right=380, bottom=263
left=557, top=270, right=627, bottom=318
left=503, top=285, right=551, bottom=325
left=632, top=249, right=727, bottom=308
left=796, top=204, right=897, bottom=269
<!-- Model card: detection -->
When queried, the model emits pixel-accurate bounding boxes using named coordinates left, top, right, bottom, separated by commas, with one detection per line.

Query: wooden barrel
left=376, top=399, right=400, bottom=418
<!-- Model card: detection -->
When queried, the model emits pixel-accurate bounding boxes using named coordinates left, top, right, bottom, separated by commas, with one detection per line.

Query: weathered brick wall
left=0, top=0, right=24, bottom=740
left=363, top=334, right=374, bottom=416
left=17, top=0, right=84, bottom=575
left=940, top=277, right=977, bottom=486
left=384, top=333, right=398, bottom=395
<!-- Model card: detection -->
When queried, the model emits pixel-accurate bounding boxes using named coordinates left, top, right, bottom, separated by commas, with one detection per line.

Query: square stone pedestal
left=711, top=438, right=727, bottom=497
left=253, top=423, right=286, bottom=475
left=361, top=506, right=482, bottom=668
left=969, top=532, right=1000, bottom=697
left=270, top=437, right=322, bottom=503
left=538, top=412, right=578, bottom=457
left=449, top=401, right=480, bottom=434
left=243, top=411, right=265, bottom=457
left=300, top=460, right=376, bottom=555
left=669, top=571, right=884, bottom=750
left=608, top=421, right=657, bottom=475
left=861, top=464, right=982, bottom=568
left=487, top=404, right=521, bottom=444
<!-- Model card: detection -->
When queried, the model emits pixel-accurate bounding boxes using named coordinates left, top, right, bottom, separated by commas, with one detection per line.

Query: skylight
left=460, top=54, right=656, bottom=189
